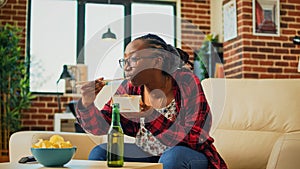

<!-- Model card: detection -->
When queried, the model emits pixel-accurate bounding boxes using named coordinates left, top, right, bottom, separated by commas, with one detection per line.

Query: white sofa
left=9, top=79, right=300, bottom=169
left=202, top=78, right=300, bottom=169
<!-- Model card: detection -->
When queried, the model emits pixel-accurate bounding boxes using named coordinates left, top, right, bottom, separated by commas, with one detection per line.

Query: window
left=29, top=0, right=176, bottom=93
left=132, top=3, right=175, bottom=45
left=84, top=3, right=124, bottom=80
left=29, top=0, right=77, bottom=93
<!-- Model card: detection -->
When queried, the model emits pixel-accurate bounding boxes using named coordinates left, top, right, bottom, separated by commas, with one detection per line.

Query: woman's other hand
left=120, top=103, right=154, bottom=119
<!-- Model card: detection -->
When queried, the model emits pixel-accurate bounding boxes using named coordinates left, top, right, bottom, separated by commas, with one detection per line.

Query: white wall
left=210, top=0, right=223, bottom=42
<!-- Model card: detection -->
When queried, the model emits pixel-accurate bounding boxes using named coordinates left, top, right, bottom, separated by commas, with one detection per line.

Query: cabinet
left=54, top=113, right=75, bottom=132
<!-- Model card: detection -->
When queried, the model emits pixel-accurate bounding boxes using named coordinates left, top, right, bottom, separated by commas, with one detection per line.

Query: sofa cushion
left=212, top=129, right=281, bottom=169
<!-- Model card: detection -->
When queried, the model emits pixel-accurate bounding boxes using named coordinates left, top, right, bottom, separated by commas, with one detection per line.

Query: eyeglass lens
left=119, top=56, right=157, bottom=68
left=119, top=57, right=139, bottom=68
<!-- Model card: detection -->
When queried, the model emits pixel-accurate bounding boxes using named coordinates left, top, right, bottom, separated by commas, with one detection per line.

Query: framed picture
left=253, top=0, right=280, bottom=36
left=223, top=0, right=237, bottom=41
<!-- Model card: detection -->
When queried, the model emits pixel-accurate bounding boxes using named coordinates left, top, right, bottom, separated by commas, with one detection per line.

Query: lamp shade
left=56, top=65, right=73, bottom=84
left=102, top=28, right=116, bottom=40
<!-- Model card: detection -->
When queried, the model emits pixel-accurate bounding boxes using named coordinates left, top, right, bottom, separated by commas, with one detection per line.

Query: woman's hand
left=78, top=77, right=106, bottom=108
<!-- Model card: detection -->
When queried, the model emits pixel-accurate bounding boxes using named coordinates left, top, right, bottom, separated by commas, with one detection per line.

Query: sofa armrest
left=9, top=131, right=106, bottom=162
left=267, top=132, right=300, bottom=169
left=9, top=131, right=135, bottom=162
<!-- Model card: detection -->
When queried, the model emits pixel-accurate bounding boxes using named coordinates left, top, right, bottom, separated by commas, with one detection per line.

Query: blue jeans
left=89, top=143, right=208, bottom=169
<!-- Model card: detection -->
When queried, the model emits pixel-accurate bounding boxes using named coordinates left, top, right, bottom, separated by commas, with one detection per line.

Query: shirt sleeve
left=144, top=72, right=212, bottom=148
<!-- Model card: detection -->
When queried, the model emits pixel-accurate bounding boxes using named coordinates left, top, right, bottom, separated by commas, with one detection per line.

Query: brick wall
left=181, top=0, right=211, bottom=57
left=21, top=95, right=80, bottom=131
left=0, top=0, right=27, bottom=57
left=1, top=0, right=300, bottom=133
left=223, top=0, right=300, bottom=78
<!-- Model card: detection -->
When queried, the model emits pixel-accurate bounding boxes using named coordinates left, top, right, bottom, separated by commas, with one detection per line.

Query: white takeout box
left=112, top=95, right=141, bottom=112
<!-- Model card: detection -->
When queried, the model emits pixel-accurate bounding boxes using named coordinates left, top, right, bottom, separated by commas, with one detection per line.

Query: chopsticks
left=102, top=78, right=125, bottom=84
left=75, top=78, right=125, bottom=88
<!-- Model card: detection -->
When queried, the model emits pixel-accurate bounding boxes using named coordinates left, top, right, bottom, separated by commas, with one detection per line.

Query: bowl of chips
left=31, top=135, right=76, bottom=167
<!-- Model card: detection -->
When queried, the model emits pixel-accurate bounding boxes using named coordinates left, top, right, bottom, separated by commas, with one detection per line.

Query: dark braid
left=134, top=34, right=193, bottom=70
left=176, top=48, right=193, bottom=69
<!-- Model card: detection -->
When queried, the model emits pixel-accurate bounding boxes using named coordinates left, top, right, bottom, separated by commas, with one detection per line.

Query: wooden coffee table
left=0, top=159, right=163, bottom=169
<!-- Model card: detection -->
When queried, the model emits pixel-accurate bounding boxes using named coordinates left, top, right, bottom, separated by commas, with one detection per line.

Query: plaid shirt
left=76, top=69, right=227, bottom=169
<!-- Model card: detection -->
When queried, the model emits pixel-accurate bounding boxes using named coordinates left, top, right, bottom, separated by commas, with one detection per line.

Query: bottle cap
left=113, top=103, right=120, bottom=108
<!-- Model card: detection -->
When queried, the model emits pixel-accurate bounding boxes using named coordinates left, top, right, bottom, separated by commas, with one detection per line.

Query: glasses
left=118, top=56, right=158, bottom=68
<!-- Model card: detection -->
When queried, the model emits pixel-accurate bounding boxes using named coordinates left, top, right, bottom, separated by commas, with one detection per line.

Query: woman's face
left=123, top=39, right=162, bottom=86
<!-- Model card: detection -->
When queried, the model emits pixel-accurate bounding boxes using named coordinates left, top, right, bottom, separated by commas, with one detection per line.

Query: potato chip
left=40, top=140, right=53, bottom=148
left=32, top=139, right=44, bottom=148
left=49, top=135, right=64, bottom=144
left=32, top=135, right=73, bottom=148
left=60, top=141, right=72, bottom=148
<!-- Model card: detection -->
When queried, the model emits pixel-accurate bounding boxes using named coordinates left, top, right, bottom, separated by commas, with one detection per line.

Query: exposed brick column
left=223, top=0, right=300, bottom=78
left=181, top=0, right=211, bottom=60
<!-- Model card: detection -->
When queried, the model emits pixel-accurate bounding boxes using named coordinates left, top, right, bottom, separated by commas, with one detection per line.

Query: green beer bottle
left=107, top=103, right=124, bottom=167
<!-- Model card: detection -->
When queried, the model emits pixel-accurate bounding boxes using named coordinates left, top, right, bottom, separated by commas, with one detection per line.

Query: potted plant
left=194, top=34, right=219, bottom=80
left=0, top=24, right=34, bottom=152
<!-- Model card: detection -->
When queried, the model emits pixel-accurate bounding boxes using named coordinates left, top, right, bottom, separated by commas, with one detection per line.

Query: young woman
left=76, top=34, right=227, bottom=169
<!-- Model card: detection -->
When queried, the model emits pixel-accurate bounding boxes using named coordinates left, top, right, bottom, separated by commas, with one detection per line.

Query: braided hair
left=134, top=34, right=193, bottom=73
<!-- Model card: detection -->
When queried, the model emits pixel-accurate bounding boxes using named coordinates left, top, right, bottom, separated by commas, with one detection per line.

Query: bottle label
left=107, top=133, right=124, bottom=166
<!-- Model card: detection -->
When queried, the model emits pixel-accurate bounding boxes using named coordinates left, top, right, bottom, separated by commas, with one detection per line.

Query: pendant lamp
left=101, top=0, right=116, bottom=40
left=102, top=27, right=117, bottom=40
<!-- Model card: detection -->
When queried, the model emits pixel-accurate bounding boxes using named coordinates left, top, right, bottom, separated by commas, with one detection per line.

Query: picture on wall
left=253, top=0, right=280, bottom=36
left=223, top=0, right=237, bottom=42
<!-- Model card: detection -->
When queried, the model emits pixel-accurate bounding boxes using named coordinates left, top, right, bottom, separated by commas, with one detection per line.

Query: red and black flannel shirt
left=76, top=69, right=227, bottom=169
